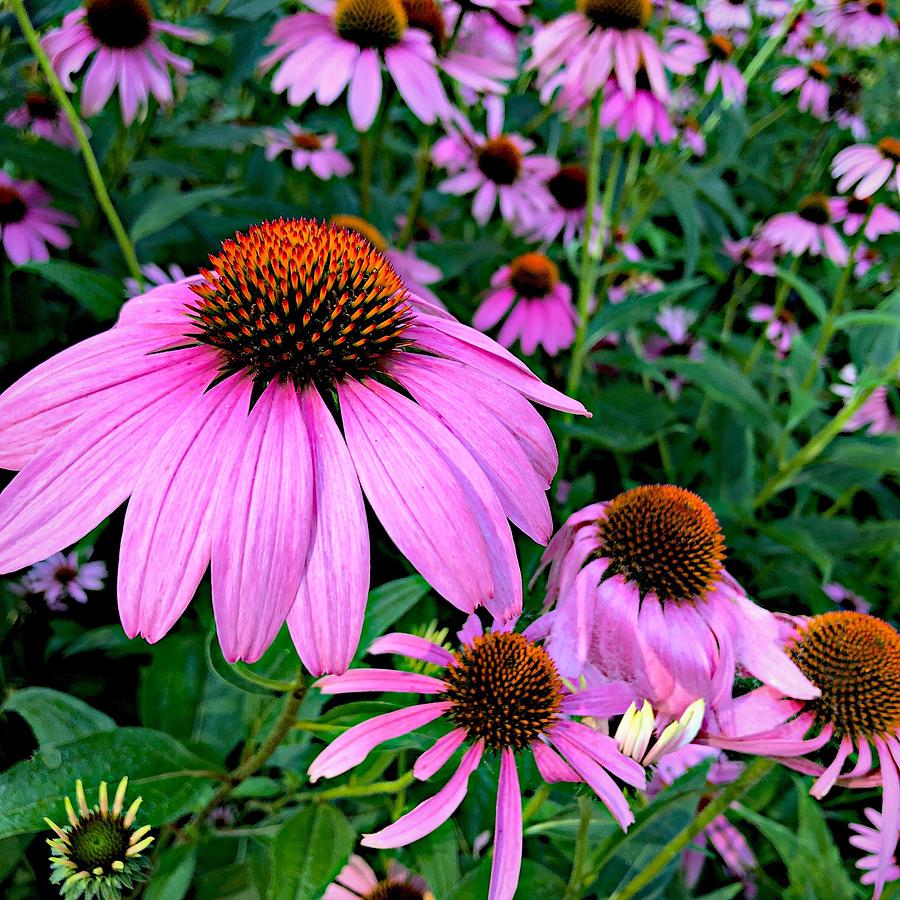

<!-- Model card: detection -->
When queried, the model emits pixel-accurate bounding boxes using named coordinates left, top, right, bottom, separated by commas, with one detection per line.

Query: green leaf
left=0, top=727, right=222, bottom=837
left=775, top=266, right=828, bottom=321
left=2, top=687, right=115, bottom=746
left=357, top=575, right=431, bottom=654
left=18, top=261, right=124, bottom=320
left=206, top=630, right=272, bottom=695
left=448, top=858, right=566, bottom=899
left=269, top=806, right=356, bottom=900
left=660, top=176, right=700, bottom=275
left=129, top=186, right=236, bottom=242
left=144, top=846, right=196, bottom=900
left=0, top=126, right=90, bottom=197
left=413, top=822, right=461, bottom=898
left=667, top=355, right=772, bottom=431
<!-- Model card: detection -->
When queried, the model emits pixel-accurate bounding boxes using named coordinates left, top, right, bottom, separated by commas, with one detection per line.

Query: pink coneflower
left=748, top=303, right=799, bottom=357
left=325, top=855, right=434, bottom=900
left=760, top=193, right=848, bottom=265
left=260, top=0, right=449, bottom=132
left=528, top=0, right=687, bottom=108
left=608, top=245, right=665, bottom=303
left=832, top=363, right=897, bottom=435
left=330, top=214, right=446, bottom=312
left=5, top=92, right=79, bottom=148
left=448, top=0, right=529, bottom=27
left=756, top=0, right=790, bottom=16
left=644, top=307, right=706, bottom=396
left=308, top=614, right=646, bottom=900
left=830, top=195, right=900, bottom=239
left=723, top=236, right=778, bottom=276
left=773, top=54, right=832, bottom=120
left=15, top=549, right=106, bottom=611
left=851, top=809, right=900, bottom=893
left=42, top=0, right=202, bottom=125
left=124, top=262, right=186, bottom=298
left=0, top=219, right=585, bottom=669
left=679, top=115, right=707, bottom=156
left=538, top=485, right=819, bottom=720
left=814, top=0, right=898, bottom=47
left=654, top=0, right=700, bottom=25
left=668, top=30, right=747, bottom=104
left=434, top=101, right=555, bottom=229
left=651, top=745, right=759, bottom=897
left=529, top=163, right=601, bottom=246
left=263, top=122, right=352, bottom=180
left=822, top=581, right=871, bottom=614
left=704, top=611, right=900, bottom=899
left=778, top=10, right=815, bottom=55
left=0, top=173, right=76, bottom=266
left=853, top=244, right=890, bottom=282
left=473, top=254, right=577, bottom=356
left=828, top=73, right=867, bottom=141
left=832, top=139, right=900, bottom=198
left=704, top=0, right=753, bottom=30
left=601, top=76, right=676, bottom=144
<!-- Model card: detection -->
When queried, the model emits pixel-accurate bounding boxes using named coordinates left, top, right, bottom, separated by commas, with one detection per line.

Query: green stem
left=360, top=132, right=374, bottom=217
left=609, top=758, right=776, bottom=900
left=743, top=255, right=799, bottom=374
left=232, top=663, right=298, bottom=693
left=9, top=0, right=142, bottom=283
left=800, top=225, right=868, bottom=391
left=396, top=127, right=432, bottom=250
left=754, top=351, right=900, bottom=508
left=298, top=771, right=415, bottom=801
left=721, top=269, right=756, bottom=343
left=565, top=99, right=608, bottom=400
left=563, top=795, right=593, bottom=900
left=745, top=101, right=791, bottom=141
left=522, top=783, right=551, bottom=824
left=185, top=672, right=306, bottom=831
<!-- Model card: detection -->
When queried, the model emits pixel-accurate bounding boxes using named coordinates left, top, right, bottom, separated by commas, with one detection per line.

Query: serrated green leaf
left=2, top=687, right=115, bottom=746
left=269, top=806, right=356, bottom=900
left=0, top=728, right=221, bottom=837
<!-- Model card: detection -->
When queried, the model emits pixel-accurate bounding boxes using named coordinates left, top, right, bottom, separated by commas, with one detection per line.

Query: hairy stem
left=563, top=795, right=593, bottom=900
left=9, top=0, right=143, bottom=283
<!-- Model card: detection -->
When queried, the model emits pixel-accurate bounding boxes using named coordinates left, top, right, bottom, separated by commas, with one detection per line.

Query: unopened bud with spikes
left=45, top=777, right=153, bottom=899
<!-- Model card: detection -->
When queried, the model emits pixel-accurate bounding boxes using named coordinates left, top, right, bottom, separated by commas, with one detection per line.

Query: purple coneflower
left=822, top=581, right=871, bottom=614
left=124, top=262, right=186, bottom=298
left=308, top=613, right=646, bottom=900
left=773, top=52, right=832, bottom=120
left=832, top=364, right=897, bottom=435
left=325, top=855, right=434, bottom=900
left=529, top=163, right=601, bottom=246
left=850, top=809, right=900, bottom=893
left=704, top=0, right=753, bottom=30
left=830, top=195, right=900, bottom=240
left=538, top=485, right=819, bottom=719
left=704, top=611, right=900, bottom=899
left=814, top=0, right=898, bottom=47
left=0, top=173, right=76, bottom=266
left=832, top=139, right=900, bottom=198
left=601, top=76, right=676, bottom=144
left=16, top=549, right=106, bottom=611
left=260, top=0, right=449, bottom=132
left=723, top=236, right=778, bottom=276
left=667, top=30, right=747, bottom=104
left=434, top=100, right=555, bottom=229
left=0, top=218, right=585, bottom=669
left=42, top=0, right=203, bottom=125
left=5, top=92, right=79, bottom=148
left=473, top=253, right=577, bottom=356
left=748, top=303, right=799, bottom=357
left=760, top=193, right=848, bottom=265
left=263, top=122, right=352, bottom=179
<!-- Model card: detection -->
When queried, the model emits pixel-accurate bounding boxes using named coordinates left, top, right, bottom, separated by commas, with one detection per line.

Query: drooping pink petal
left=414, top=728, right=468, bottom=780
left=288, top=385, right=369, bottom=675
left=553, top=720, right=646, bottom=788
left=560, top=684, right=635, bottom=719
left=369, top=632, right=456, bottom=668
left=337, top=377, right=494, bottom=613
left=872, top=738, right=899, bottom=900
left=361, top=740, right=484, bottom=848
left=0, top=325, right=189, bottom=469
left=315, top=669, right=447, bottom=695
left=0, top=354, right=213, bottom=573
left=309, top=702, right=452, bottom=781
left=533, top=740, right=581, bottom=783
left=348, top=49, right=382, bottom=131
left=489, top=749, right=522, bottom=900
left=118, top=375, right=252, bottom=642
left=211, top=383, right=314, bottom=663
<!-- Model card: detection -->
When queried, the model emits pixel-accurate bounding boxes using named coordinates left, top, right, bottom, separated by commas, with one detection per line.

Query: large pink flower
left=537, top=485, right=819, bottom=720
left=0, top=219, right=585, bottom=669
left=814, top=0, right=898, bottom=47
left=832, top=139, right=900, bottom=198
left=760, top=193, right=848, bottom=265
left=42, top=0, right=203, bottom=125
left=308, top=613, right=646, bottom=900
left=528, top=0, right=693, bottom=110
left=474, top=253, right=577, bottom=356
left=0, top=172, right=76, bottom=266
left=434, top=99, right=555, bottom=229
left=260, top=0, right=449, bottom=132
left=703, top=611, right=900, bottom=900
